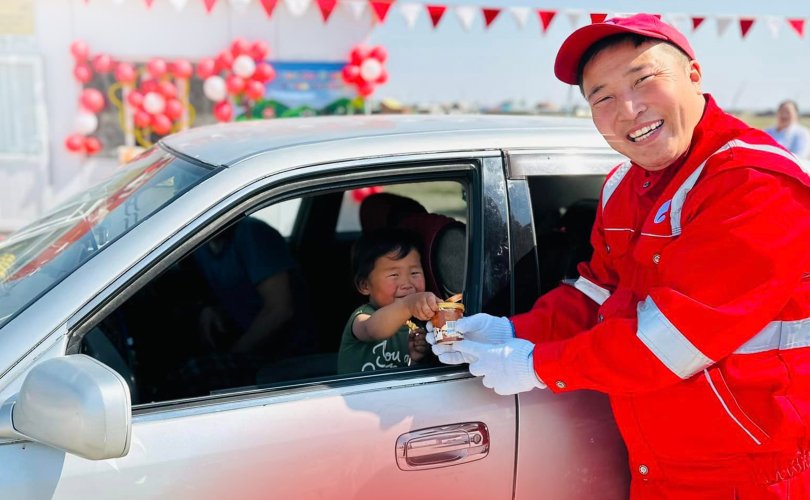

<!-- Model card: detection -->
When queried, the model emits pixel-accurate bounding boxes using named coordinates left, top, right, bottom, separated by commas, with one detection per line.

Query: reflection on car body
left=0, top=115, right=629, bottom=499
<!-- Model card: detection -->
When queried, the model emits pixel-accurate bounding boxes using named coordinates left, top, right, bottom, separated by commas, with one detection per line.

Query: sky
left=366, top=0, right=810, bottom=112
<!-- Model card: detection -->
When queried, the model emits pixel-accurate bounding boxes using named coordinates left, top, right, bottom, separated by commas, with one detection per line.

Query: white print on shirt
left=361, top=339, right=411, bottom=371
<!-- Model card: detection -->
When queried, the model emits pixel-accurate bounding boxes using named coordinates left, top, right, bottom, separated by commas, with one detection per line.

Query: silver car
left=0, top=115, right=629, bottom=499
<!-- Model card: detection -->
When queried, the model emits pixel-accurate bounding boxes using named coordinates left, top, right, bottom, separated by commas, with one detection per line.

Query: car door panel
left=46, top=377, right=515, bottom=499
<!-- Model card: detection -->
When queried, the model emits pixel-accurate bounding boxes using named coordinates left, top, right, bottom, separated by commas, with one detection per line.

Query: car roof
left=160, top=114, right=613, bottom=169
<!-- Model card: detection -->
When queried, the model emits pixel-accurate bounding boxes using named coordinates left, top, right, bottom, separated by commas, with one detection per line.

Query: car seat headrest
left=359, top=193, right=427, bottom=233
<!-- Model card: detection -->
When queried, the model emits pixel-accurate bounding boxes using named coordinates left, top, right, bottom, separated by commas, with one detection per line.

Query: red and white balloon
left=342, top=45, right=388, bottom=98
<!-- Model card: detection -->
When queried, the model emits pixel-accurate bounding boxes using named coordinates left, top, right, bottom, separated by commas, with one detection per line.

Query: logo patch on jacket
left=654, top=200, right=672, bottom=224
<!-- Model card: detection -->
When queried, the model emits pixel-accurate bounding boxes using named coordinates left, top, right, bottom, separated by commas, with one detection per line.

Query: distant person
left=766, top=100, right=810, bottom=159
left=337, top=228, right=436, bottom=374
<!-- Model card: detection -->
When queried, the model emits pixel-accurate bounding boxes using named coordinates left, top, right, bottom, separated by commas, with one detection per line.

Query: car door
left=4, top=153, right=518, bottom=500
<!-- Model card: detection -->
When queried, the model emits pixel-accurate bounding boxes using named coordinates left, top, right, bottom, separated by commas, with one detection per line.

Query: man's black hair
left=351, top=227, right=423, bottom=290
left=779, top=100, right=799, bottom=114
left=576, top=33, right=692, bottom=90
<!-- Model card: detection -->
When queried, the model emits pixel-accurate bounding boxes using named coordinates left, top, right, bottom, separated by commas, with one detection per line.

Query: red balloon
left=375, top=68, right=388, bottom=85
left=196, top=58, right=217, bottom=79
left=230, top=37, right=251, bottom=57
left=134, top=110, right=152, bottom=128
left=157, top=81, right=177, bottom=99
left=252, top=63, right=275, bottom=83
left=92, top=54, right=114, bottom=73
left=151, top=114, right=173, bottom=135
left=250, top=40, right=269, bottom=61
left=126, top=90, right=144, bottom=109
left=369, top=185, right=383, bottom=195
left=84, top=136, right=102, bottom=155
left=147, top=58, right=168, bottom=79
left=245, top=80, right=265, bottom=100
left=213, top=100, right=232, bottom=122
left=114, top=62, right=137, bottom=84
left=342, top=64, right=361, bottom=84
left=70, top=40, right=90, bottom=61
left=226, top=75, right=245, bottom=95
left=171, top=59, right=193, bottom=79
left=216, top=51, right=234, bottom=73
left=357, top=82, right=374, bottom=97
left=370, top=46, right=388, bottom=63
left=350, top=45, right=369, bottom=66
left=65, top=133, right=85, bottom=153
left=140, top=79, right=158, bottom=94
left=351, top=187, right=374, bottom=203
left=79, top=88, right=105, bottom=113
left=73, top=63, right=93, bottom=84
left=164, top=98, right=184, bottom=120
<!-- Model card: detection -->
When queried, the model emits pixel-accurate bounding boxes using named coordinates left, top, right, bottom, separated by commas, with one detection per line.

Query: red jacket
left=512, top=95, right=810, bottom=485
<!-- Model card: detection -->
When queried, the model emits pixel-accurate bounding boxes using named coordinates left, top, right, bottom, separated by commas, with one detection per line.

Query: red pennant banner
left=316, top=0, right=338, bottom=22
left=369, top=1, right=394, bottom=23
left=426, top=5, right=446, bottom=28
left=590, top=12, right=607, bottom=24
left=691, top=16, right=705, bottom=31
left=482, top=8, right=501, bottom=28
left=144, top=0, right=155, bottom=8
left=739, top=17, right=755, bottom=38
left=537, top=10, right=557, bottom=33
left=788, top=18, right=805, bottom=38
left=203, top=0, right=217, bottom=13
left=259, top=0, right=278, bottom=17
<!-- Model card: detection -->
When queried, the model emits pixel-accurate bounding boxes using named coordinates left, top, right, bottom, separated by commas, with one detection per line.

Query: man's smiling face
left=582, top=40, right=705, bottom=171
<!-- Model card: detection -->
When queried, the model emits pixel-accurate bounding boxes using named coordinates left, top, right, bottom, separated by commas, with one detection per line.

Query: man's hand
left=454, top=338, right=546, bottom=395
left=427, top=313, right=515, bottom=364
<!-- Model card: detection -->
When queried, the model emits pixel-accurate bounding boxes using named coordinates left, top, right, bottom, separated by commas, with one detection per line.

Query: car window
left=79, top=177, right=469, bottom=405
left=0, top=148, right=211, bottom=328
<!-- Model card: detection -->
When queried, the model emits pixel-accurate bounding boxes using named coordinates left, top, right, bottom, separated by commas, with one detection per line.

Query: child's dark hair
left=352, top=227, right=423, bottom=290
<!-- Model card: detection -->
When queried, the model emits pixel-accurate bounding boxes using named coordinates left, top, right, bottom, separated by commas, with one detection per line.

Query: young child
left=337, top=228, right=439, bottom=374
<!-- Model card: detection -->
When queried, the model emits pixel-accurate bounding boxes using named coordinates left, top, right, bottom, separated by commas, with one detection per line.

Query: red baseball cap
left=554, top=13, right=696, bottom=85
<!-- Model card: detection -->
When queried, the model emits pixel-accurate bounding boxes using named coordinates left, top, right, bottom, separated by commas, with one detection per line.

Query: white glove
left=427, top=313, right=515, bottom=365
left=454, top=338, right=546, bottom=395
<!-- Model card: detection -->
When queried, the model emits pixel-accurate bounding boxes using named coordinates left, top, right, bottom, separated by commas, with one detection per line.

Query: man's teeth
left=629, top=121, right=663, bottom=142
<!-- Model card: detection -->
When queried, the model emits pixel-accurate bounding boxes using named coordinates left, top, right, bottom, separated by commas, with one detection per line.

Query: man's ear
left=688, top=59, right=702, bottom=92
left=357, top=280, right=371, bottom=296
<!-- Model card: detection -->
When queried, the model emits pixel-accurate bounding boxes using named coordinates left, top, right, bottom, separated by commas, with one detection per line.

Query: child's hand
left=409, top=329, right=429, bottom=363
left=401, top=292, right=439, bottom=321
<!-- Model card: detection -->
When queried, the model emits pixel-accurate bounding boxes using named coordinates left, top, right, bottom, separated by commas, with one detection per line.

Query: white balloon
left=74, top=111, right=98, bottom=135
left=232, top=55, right=256, bottom=79
left=143, top=92, right=166, bottom=115
left=203, top=75, right=227, bottom=102
left=360, top=58, right=383, bottom=82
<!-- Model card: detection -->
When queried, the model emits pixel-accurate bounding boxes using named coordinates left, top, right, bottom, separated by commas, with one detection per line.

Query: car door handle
left=395, top=422, right=489, bottom=471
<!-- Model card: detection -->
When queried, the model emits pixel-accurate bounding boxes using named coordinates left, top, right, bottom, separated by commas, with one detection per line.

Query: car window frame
left=64, top=151, right=497, bottom=412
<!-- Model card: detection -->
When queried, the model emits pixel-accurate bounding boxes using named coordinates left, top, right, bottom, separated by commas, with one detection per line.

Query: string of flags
left=86, top=0, right=808, bottom=39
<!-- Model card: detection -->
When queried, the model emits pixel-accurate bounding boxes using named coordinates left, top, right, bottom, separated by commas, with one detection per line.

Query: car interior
left=80, top=180, right=470, bottom=405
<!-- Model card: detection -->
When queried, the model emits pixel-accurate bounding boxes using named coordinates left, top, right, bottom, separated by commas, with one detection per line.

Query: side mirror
left=0, top=354, right=131, bottom=460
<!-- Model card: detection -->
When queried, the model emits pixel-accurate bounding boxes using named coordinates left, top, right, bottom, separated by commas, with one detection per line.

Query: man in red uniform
left=431, top=13, right=810, bottom=498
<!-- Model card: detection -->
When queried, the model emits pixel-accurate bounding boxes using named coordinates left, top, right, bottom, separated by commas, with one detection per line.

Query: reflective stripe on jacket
left=511, top=95, right=810, bottom=485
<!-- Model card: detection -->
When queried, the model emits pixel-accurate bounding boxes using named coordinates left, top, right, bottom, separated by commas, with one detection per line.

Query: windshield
left=0, top=147, right=211, bottom=328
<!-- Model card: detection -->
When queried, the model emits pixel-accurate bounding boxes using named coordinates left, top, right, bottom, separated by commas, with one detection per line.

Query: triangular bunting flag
left=482, top=8, right=500, bottom=28
left=316, top=0, right=338, bottom=21
left=399, top=3, right=421, bottom=28
left=144, top=0, right=155, bottom=8
left=369, top=0, right=393, bottom=23
left=455, top=6, right=476, bottom=31
left=426, top=5, right=446, bottom=28
left=538, top=10, right=556, bottom=33
left=590, top=13, right=607, bottom=24
left=691, top=16, right=705, bottom=31
left=664, top=13, right=688, bottom=33
left=203, top=0, right=217, bottom=13
left=509, top=7, right=529, bottom=29
left=766, top=16, right=781, bottom=39
left=565, top=9, right=583, bottom=29
left=345, top=0, right=367, bottom=20
left=716, top=15, right=733, bottom=37
left=788, top=18, right=805, bottom=38
left=259, top=0, right=279, bottom=17
left=285, top=0, right=311, bottom=16
left=739, top=17, right=755, bottom=38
